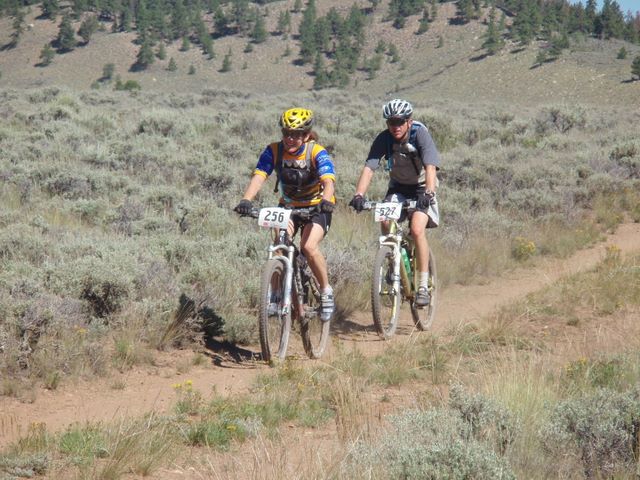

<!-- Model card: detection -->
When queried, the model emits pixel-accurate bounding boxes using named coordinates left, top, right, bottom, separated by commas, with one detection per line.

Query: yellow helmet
left=279, top=108, right=314, bottom=131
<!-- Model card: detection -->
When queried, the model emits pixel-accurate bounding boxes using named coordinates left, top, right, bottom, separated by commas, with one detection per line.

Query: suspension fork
left=267, top=230, right=295, bottom=316
left=379, top=231, right=403, bottom=295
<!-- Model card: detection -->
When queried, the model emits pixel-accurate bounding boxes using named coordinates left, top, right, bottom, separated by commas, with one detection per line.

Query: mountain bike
left=363, top=200, right=437, bottom=339
left=240, top=206, right=330, bottom=364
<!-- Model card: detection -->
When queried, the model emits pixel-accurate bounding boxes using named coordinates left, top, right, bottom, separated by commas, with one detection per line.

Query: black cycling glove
left=234, top=199, right=253, bottom=215
left=319, top=200, right=335, bottom=213
left=417, top=192, right=435, bottom=210
left=349, top=194, right=365, bottom=212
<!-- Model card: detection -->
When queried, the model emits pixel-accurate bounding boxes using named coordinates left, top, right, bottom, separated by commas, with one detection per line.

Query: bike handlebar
left=362, top=200, right=417, bottom=211
left=239, top=205, right=320, bottom=220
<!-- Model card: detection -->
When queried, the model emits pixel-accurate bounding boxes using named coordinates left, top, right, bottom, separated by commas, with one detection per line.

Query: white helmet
left=382, top=99, right=413, bottom=119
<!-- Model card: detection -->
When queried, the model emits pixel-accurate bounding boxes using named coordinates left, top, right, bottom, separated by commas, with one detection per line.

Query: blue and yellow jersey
left=253, top=141, right=336, bottom=207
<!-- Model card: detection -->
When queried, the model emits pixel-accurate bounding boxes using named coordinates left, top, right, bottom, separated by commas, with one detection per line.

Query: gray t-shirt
left=365, top=121, right=440, bottom=186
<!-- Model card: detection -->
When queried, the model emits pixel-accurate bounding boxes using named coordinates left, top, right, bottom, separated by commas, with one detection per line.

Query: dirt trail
left=1, top=223, right=639, bottom=449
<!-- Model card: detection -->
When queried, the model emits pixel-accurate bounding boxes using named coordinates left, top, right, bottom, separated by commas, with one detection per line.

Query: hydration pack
left=385, top=121, right=424, bottom=176
left=273, top=141, right=317, bottom=193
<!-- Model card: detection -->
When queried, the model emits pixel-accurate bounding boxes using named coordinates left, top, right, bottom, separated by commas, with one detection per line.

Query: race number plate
left=374, top=202, right=402, bottom=222
left=258, top=207, right=291, bottom=229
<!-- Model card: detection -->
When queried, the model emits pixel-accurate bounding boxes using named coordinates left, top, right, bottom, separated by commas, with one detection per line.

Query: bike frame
left=373, top=205, right=417, bottom=301
left=266, top=228, right=296, bottom=318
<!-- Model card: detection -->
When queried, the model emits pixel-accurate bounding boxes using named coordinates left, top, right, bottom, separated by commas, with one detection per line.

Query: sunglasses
left=386, top=118, right=407, bottom=127
left=281, top=129, right=307, bottom=139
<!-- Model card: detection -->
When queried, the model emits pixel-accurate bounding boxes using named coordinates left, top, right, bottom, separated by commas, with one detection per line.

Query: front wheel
left=299, top=272, right=330, bottom=359
left=259, top=259, right=291, bottom=364
left=372, top=245, right=401, bottom=339
left=411, top=250, right=437, bottom=330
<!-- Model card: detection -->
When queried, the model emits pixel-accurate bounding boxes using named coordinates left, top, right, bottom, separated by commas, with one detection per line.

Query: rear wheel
left=372, top=245, right=401, bottom=339
left=299, top=272, right=330, bottom=359
left=411, top=250, right=437, bottom=330
left=258, top=259, right=291, bottom=364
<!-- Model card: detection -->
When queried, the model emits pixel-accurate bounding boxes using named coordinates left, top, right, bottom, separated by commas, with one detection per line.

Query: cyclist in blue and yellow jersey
left=234, top=107, right=337, bottom=322
left=349, top=99, right=440, bottom=308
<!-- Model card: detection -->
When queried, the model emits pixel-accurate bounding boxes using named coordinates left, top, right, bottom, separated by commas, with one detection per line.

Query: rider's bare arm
left=321, top=177, right=335, bottom=203
left=425, top=164, right=437, bottom=193
left=242, top=173, right=267, bottom=201
left=354, top=165, right=375, bottom=197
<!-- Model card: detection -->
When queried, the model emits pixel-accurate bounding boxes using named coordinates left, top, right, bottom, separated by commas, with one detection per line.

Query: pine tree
left=102, top=62, right=115, bottom=80
left=482, top=7, right=504, bottom=56
left=171, top=0, right=189, bottom=40
left=220, top=48, right=232, bottom=72
left=56, top=14, right=76, bottom=52
left=251, top=13, right=267, bottom=43
left=188, top=64, right=196, bottom=74
left=417, top=8, right=429, bottom=35
left=277, top=10, right=290, bottom=35
left=9, top=9, right=25, bottom=47
left=202, top=35, right=214, bottom=59
left=298, top=0, right=317, bottom=64
left=213, top=7, right=229, bottom=36
left=39, top=43, right=55, bottom=65
left=597, top=0, right=625, bottom=39
left=585, top=0, right=597, bottom=32
left=135, top=38, right=154, bottom=69
left=617, top=46, right=627, bottom=59
left=135, top=0, right=149, bottom=34
left=534, top=49, right=547, bottom=67
left=156, top=42, right=166, bottom=60
left=388, top=43, right=400, bottom=63
left=167, top=57, right=177, bottom=71
left=232, top=0, right=250, bottom=34
left=41, top=0, right=59, bottom=19
left=312, top=52, right=329, bottom=90
left=180, top=36, right=190, bottom=51
left=511, top=0, right=540, bottom=45
left=632, top=55, right=640, bottom=81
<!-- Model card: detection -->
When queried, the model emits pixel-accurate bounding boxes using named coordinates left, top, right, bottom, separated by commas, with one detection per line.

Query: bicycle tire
left=411, top=251, right=437, bottom=330
left=258, top=259, right=291, bottom=364
left=299, top=272, right=330, bottom=359
left=371, top=245, right=401, bottom=339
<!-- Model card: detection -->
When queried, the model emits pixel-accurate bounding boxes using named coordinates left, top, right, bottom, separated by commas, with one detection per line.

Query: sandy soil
left=1, top=223, right=639, bottom=451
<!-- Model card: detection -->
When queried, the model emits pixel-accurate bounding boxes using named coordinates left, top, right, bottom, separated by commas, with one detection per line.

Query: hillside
left=1, top=0, right=639, bottom=107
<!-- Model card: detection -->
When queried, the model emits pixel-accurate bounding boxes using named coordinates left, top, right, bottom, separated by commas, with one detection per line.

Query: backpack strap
left=273, top=142, right=282, bottom=193
left=273, top=141, right=316, bottom=193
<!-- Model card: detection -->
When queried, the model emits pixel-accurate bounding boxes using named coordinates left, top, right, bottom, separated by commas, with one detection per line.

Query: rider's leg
left=300, top=222, right=334, bottom=321
left=410, top=211, right=430, bottom=273
left=410, top=211, right=431, bottom=306
left=300, top=222, right=329, bottom=290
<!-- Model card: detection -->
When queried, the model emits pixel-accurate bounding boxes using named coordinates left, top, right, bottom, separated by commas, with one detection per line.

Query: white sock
left=322, top=286, right=333, bottom=296
left=419, top=272, right=429, bottom=289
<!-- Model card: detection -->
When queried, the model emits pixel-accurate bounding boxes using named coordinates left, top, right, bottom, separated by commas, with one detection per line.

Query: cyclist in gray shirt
left=349, top=98, right=440, bottom=307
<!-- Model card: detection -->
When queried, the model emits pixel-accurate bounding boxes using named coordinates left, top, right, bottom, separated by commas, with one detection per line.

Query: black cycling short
left=293, top=211, right=332, bottom=236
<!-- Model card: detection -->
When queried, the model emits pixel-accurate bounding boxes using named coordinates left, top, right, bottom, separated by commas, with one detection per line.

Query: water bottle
left=401, top=246, right=412, bottom=277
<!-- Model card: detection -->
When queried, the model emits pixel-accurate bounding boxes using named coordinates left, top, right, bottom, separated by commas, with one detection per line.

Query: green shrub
left=541, top=388, right=640, bottom=479
left=535, top=106, right=586, bottom=135
left=345, top=408, right=515, bottom=479
left=511, top=236, right=536, bottom=261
